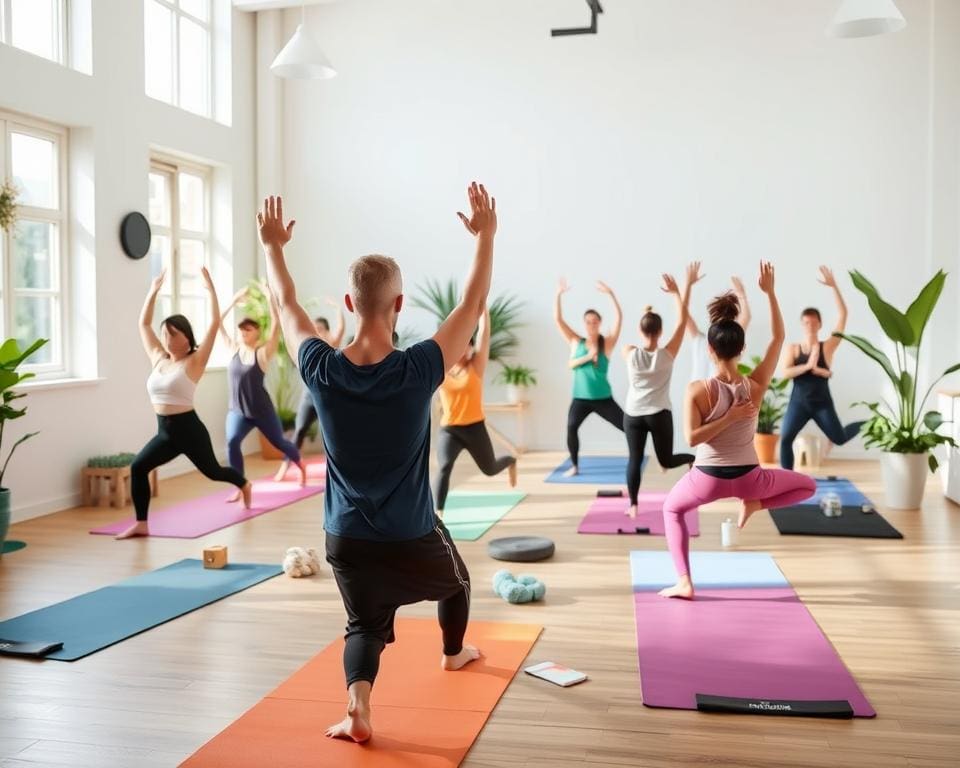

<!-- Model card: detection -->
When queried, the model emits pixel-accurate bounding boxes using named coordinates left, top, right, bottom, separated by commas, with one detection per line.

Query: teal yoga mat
left=1, top=540, right=26, bottom=555
left=441, top=491, right=526, bottom=541
left=0, top=559, right=281, bottom=661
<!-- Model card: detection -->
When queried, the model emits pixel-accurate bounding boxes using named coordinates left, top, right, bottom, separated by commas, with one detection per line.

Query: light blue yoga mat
left=0, top=559, right=281, bottom=661
left=803, top=477, right=873, bottom=507
left=630, top=551, right=789, bottom=592
left=441, top=491, right=526, bottom=541
left=546, top=455, right=646, bottom=485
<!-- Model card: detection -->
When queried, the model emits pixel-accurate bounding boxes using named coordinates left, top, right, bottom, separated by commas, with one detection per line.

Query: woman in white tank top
left=116, top=268, right=252, bottom=539
left=658, top=263, right=816, bottom=599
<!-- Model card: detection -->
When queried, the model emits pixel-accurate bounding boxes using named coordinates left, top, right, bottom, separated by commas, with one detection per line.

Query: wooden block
left=203, top=545, right=228, bottom=569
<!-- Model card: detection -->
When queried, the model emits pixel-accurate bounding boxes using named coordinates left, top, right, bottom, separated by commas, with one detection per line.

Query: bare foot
left=436, top=509, right=444, bottom=520
left=324, top=704, right=372, bottom=743
left=241, top=482, right=253, bottom=509
left=738, top=499, right=763, bottom=529
left=273, top=459, right=290, bottom=483
left=625, top=504, right=637, bottom=518
left=115, top=521, right=149, bottom=540
left=227, top=489, right=242, bottom=503
left=508, top=462, right=518, bottom=488
left=563, top=465, right=579, bottom=478
left=658, top=575, right=694, bottom=600
left=297, top=462, right=307, bottom=487
left=442, top=644, right=481, bottom=671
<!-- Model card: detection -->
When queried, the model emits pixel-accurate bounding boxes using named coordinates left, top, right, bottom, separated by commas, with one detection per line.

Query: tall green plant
left=836, top=270, right=959, bottom=471
left=0, top=338, right=48, bottom=488
left=737, top=355, right=789, bottom=434
left=411, top=278, right=523, bottom=361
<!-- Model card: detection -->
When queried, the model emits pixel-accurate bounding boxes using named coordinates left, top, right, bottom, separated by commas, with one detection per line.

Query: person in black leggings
left=118, top=268, right=250, bottom=539
left=779, top=266, right=865, bottom=469
left=554, top=278, right=625, bottom=476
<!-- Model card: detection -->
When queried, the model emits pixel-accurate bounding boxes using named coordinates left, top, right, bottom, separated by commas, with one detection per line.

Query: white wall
left=0, top=0, right=257, bottom=521
left=274, top=0, right=959, bottom=455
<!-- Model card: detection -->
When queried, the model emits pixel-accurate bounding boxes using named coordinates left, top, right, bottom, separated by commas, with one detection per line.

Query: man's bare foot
left=297, top=461, right=307, bottom=487
left=241, top=481, right=253, bottom=509
left=508, top=462, right=518, bottom=488
left=625, top=504, right=637, bottom=518
left=227, top=489, right=242, bottom=503
left=658, top=575, right=694, bottom=600
left=738, top=499, right=763, bottom=529
left=563, top=465, right=579, bottom=478
left=442, top=644, right=481, bottom=671
left=273, top=459, right=290, bottom=482
left=115, top=521, right=149, bottom=540
left=324, top=704, right=372, bottom=743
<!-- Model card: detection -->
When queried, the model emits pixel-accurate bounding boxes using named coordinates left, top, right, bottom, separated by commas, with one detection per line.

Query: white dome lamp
left=826, top=0, right=906, bottom=39
left=271, top=1, right=336, bottom=80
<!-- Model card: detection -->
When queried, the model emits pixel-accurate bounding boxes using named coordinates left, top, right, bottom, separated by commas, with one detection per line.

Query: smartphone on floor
left=524, top=661, right=588, bottom=687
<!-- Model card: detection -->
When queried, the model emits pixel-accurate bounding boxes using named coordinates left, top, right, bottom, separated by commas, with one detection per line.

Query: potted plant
left=0, top=181, right=18, bottom=233
left=0, top=337, right=48, bottom=555
left=495, top=364, right=538, bottom=405
left=835, top=270, right=959, bottom=509
left=737, top=355, right=789, bottom=464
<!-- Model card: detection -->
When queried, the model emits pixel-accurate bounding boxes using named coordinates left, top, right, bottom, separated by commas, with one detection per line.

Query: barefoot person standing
left=258, top=183, right=496, bottom=743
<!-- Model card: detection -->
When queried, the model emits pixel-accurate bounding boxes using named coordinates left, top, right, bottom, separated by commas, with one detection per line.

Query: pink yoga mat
left=90, top=466, right=325, bottom=539
left=578, top=492, right=699, bottom=536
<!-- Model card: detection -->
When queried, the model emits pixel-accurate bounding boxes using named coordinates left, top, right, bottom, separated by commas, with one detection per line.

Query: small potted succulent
left=496, top=364, right=538, bottom=405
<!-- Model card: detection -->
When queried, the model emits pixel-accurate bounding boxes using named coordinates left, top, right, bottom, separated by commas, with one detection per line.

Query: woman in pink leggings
left=659, top=262, right=816, bottom=599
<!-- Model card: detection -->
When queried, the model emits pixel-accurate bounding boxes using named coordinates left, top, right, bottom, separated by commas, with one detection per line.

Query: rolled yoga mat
left=630, top=550, right=875, bottom=718
left=0, top=559, right=281, bottom=661
left=440, top=491, right=526, bottom=541
left=770, top=505, right=903, bottom=539
left=545, top=455, right=645, bottom=485
left=181, top=618, right=543, bottom=768
left=578, top=491, right=700, bottom=536
left=90, top=467, right=325, bottom=539
left=800, top=477, right=874, bottom=508
left=1, top=540, right=26, bottom=555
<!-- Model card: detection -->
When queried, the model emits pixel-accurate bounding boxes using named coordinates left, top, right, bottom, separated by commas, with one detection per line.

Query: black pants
left=567, top=397, right=625, bottom=467
left=131, top=411, right=246, bottom=521
left=624, top=410, right=694, bottom=505
left=293, top=392, right=319, bottom=450
left=434, top=421, right=516, bottom=510
left=779, top=396, right=865, bottom=470
left=325, top=519, right=471, bottom=688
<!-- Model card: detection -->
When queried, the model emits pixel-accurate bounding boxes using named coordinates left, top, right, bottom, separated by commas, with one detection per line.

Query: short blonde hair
left=348, top=254, right=402, bottom=315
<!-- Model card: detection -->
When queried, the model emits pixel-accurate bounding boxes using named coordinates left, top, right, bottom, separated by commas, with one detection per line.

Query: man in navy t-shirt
left=258, top=184, right=497, bottom=744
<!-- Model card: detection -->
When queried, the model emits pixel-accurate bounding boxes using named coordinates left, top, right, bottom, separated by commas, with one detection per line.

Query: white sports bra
left=146, top=360, right=197, bottom=407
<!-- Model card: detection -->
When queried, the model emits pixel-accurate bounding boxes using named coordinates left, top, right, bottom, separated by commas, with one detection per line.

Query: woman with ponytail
left=620, top=262, right=702, bottom=518
left=658, top=263, right=815, bottom=598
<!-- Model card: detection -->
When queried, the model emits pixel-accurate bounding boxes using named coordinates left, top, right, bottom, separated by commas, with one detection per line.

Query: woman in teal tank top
left=554, top=278, right=626, bottom=477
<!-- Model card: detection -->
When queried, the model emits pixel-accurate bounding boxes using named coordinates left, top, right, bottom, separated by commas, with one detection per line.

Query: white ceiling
left=232, top=0, right=342, bottom=11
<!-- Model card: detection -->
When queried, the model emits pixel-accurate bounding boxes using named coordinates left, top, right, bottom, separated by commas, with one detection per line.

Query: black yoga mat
left=770, top=506, right=903, bottom=539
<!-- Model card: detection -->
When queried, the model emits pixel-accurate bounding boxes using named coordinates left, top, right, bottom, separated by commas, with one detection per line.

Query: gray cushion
left=487, top=536, right=555, bottom=563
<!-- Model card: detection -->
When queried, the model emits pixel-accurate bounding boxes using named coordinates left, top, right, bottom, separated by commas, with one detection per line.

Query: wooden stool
left=81, top=467, right=158, bottom=508
left=793, top=433, right=822, bottom=469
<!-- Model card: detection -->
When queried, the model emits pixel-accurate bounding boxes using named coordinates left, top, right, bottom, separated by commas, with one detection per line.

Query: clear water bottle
left=820, top=491, right=843, bottom=517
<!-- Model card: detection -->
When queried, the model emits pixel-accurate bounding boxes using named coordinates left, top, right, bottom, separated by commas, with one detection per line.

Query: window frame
left=0, top=110, right=70, bottom=377
left=144, top=0, right=215, bottom=119
left=0, top=0, right=69, bottom=66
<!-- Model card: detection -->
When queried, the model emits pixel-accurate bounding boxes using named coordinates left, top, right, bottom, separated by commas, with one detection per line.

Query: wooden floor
left=1, top=452, right=959, bottom=768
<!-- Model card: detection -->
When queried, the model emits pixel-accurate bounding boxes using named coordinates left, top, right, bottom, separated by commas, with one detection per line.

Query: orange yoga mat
left=181, top=618, right=542, bottom=768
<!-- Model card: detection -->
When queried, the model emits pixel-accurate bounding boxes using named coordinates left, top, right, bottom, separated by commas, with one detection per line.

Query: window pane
left=13, top=296, right=55, bottom=365
left=148, top=172, right=171, bottom=226
left=178, top=172, right=205, bottom=231
left=11, top=133, right=57, bottom=209
left=149, top=234, right=172, bottom=288
left=156, top=295, right=173, bottom=323
left=178, top=239, right=206, bottom=295
left=179, top=0, right=209, bottom=22
left=179, top=17, right=210, bottom=116
left=12, top=221, right=55, bottom=290
left=10, top=0, right=57, bottom=62
left=179, top=295, right=208, bottom=335
left=145, top=0, right=174, bottom=104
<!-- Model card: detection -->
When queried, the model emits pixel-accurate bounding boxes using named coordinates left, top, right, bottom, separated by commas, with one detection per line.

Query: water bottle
left=820, top=492, right=843, bottom=518
left=721, top=517, right=737, bottom=547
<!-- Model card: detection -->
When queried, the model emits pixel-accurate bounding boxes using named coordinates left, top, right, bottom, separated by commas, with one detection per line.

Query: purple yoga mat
left=578, top=492, right=700, bottom=537
left=633, top=587, right=875, bottom=717
left=90, top=473, right=325, bottom=539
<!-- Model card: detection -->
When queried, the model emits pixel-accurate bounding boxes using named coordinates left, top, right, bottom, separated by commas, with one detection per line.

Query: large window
left=144, top=0, right=212, bottom=118
left=148, top=158, right=211, bottom=336
left=0, top=0, right=68, bottom=65
left=0, top=113, right=68, bottom=374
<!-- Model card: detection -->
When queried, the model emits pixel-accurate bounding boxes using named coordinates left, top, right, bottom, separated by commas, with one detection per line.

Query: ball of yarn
left=491, top=569, right=546, bottom=604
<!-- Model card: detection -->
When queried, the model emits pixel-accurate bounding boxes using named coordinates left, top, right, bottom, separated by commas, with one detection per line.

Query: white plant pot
left=505, top=384, right=525, bottom=404
left=880, top=451, right=929, bottom=510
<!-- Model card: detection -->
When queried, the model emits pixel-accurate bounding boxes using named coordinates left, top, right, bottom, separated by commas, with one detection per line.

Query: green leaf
left=904, top=270, right=946, bottom=346
left=923, top=411, right=944, bottom=432
left=0, top=339, right=20, bottom=365
left=899, top=370, right=915, bottom=403
left=929, top=453, right=939, bottom=473
left=849, top=271, right=915, bottom=345
left=834, top=333, right=899, bottom=388
left=0, top=370, right=17, bottom=392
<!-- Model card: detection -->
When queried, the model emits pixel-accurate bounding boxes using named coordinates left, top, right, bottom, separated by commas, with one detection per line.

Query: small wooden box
left=203, top=545, right=228, bottom=569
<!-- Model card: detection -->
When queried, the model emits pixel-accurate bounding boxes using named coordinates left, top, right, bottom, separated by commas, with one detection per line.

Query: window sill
left=17, top=376, right=105, bottom=392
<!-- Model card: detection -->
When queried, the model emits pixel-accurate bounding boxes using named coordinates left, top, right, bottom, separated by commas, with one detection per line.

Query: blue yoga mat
left=546, top=455, right=646, bottom=485
left=630, top=550, right=789, bottom=592
left=0, top=559, right=281, bottom=661
left=802, top=477, right=874, bottom=507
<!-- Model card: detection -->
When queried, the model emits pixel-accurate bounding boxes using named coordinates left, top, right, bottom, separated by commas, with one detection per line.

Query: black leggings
left=326, top=520, right=470, bottom=688
left=434, top=422, right=516, bottom=510
left=624, top=410, right=694, bottom=505
left=292, top=392, right=319, bottom=451
left=131, top=411, right=247, bottom=521
left=567, top=397, right=625, bottom=467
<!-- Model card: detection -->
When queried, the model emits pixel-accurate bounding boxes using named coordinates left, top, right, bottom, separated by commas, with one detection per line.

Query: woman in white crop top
left=116, top=268, right=252, bottom=539
left=659, top=263, right=815, bottom=599
left=620, top=262, right=701, bottom=518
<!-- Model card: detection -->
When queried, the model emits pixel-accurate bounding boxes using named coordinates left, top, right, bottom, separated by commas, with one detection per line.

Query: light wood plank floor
left=1, top=452, right=958, bottom=767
